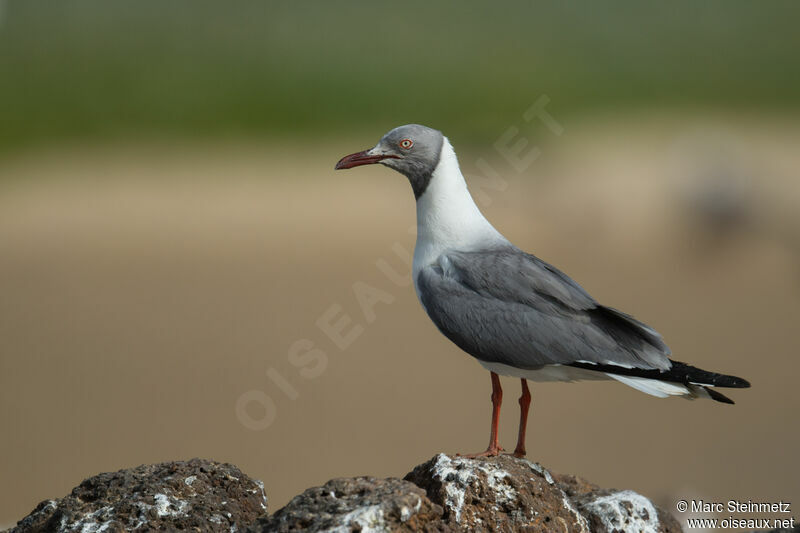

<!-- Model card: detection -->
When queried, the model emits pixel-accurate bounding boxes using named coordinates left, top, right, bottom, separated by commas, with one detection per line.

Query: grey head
left=335, top=124, right=444, bottom=199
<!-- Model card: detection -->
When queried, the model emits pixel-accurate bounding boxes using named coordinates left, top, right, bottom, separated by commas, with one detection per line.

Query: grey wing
left=416, top=248, right=671, bottom=371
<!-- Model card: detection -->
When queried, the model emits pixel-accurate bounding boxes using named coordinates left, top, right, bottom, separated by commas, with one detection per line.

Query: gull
left=335, top=124, right=750, bottom=457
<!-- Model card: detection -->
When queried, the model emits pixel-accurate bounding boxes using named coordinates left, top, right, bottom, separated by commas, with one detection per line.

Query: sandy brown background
left=1, top=116, right=798, bottom=528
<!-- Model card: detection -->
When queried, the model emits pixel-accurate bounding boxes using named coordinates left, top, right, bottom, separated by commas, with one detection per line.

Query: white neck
left=412, top=138, right=506, bottom=281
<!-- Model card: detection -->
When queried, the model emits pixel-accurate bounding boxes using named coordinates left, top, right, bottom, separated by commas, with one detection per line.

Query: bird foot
left=458, top=445, right=504, bottom=458
left=509, top=448, right=526, bottom=458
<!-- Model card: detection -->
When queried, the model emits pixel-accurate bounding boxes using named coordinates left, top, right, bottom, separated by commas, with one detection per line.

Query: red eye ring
left=399, top=139, right=413, bottom=149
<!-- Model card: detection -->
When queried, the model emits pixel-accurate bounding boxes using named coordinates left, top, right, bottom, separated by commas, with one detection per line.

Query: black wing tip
left=568, top=360, right=751, bottom=390
left=724, top=376, right=751, bottom=389
left=670, top=360, right=750, bottom=389
left=705, top=387, right=735, bottom=404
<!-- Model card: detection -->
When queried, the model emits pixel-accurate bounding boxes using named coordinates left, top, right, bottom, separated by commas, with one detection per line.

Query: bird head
left=335, top=124, right=444, bottom=198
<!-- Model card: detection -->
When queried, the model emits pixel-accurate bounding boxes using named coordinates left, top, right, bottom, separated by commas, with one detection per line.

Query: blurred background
left=1, top=0, right=799, bottom=529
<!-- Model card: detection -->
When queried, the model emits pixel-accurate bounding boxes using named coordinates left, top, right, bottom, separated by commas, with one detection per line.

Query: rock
left=553, top=472, right=683, bottom=533
left=404, top=454, right=589, bottom=532
left=8, top=454, right=682, bottom=532
left=251, top=453, right=680, bottom=532
left=405, top=454, right=682, bottom=532
left=573, top=489, right=682, bottom=533
left=7, top=458, right=267, bottom=533
left=249, top=477, right=445, bottom=533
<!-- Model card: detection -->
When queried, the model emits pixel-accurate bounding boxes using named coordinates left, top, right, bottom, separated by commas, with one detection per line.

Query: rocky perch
left=6, top=459, right=267, bottom=533
left=6, top=455, right=690, bottom=532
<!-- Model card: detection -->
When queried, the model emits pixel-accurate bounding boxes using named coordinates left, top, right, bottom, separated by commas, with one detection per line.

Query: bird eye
left=399, top=139, right=413, bottom=149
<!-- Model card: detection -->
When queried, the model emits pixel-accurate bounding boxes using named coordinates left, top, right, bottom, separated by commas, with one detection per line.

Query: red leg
left=460, top=372, right=504, bottom=458
left=513, top=379, right=531, bottom=458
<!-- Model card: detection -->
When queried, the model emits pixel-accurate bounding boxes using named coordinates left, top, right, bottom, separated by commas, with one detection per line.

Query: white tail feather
left=606, top=373, right=690, bottom=398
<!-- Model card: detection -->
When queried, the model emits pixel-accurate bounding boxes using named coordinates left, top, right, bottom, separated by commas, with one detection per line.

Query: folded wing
left=416, top=247, right=672, bottom=371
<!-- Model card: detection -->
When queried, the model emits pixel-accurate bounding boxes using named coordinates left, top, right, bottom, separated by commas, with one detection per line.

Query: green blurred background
left=1, top=1, right=799, bottom=530
left=1, top=0, right=799, bottom=152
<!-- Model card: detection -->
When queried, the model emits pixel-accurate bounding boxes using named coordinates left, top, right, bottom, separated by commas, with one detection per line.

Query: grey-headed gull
left=335, top=124, right=750, bottom=457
